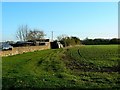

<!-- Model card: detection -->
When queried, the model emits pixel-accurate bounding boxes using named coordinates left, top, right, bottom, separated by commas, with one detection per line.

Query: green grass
left=2, top=45, right=120, bottom=89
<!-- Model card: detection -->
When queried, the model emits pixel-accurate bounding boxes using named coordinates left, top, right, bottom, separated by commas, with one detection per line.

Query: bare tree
left=57, top=34, right=68, bottom=41
left=16, top=25, right=46, bottom=41
left=27, top=29, right=46, bottom=40
left=16, top=25, right=29, bottom=41
left=57, top=34, right=68, bottom=47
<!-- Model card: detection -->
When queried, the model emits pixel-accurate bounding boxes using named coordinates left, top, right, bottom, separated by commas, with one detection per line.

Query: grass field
left=2, top=45, right=120, bottom=89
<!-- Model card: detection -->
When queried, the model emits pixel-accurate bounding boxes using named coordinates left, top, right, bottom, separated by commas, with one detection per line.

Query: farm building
left=0, top=39, right=64, bottom=57
left=27, top=39, right=50, bottom=46
left=11, top=39, right=50, bottom=47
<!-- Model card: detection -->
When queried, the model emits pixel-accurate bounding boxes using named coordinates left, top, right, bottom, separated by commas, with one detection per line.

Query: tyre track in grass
left=77, top=48, right=119, bottom=72
left=62, top=48, right=88, bottom=71
left=77, top=48, right=97, bottom=72
left=34, top=49, right=64, bottom=74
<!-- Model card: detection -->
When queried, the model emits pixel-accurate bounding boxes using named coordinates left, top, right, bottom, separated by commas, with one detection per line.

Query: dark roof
left=28, top=39, right=49, bottom=42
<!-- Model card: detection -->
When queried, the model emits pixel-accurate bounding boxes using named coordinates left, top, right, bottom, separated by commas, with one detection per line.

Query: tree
left=57, top=34, right=68, bottom=41
left=27, top=29, right=46, bottom=40
left=57, top=34, right=68, bottom=47
left=57, top=35, right=81, bottom=47
left=109, top=38, right=120, bottom=44
left=16, top=25, right=46, bottom=41
left=71, top=36, right=81, bottom=45
left=16, top=25, right=29, bottom=41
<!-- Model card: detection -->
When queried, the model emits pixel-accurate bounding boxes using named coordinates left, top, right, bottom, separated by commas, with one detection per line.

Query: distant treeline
left=81, top=38, right=120, bottom=45
left=3, top=37, right=120, bottom=49
left=57, top=35, right=120, bottom=47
